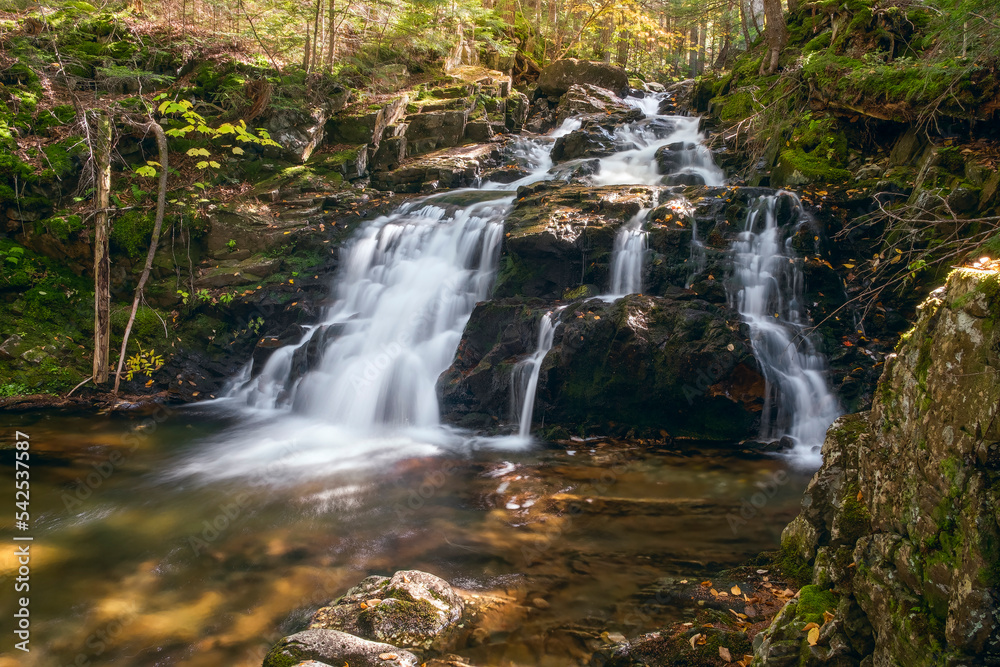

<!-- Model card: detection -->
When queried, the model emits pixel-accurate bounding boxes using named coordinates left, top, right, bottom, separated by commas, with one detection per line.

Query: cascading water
left=607, top=209, right=650, bottom=297
left=512, top=309, right=562, bottom=437
left=729, top=192, right=841, bottom=464
left=591, top=114, right=726, bottom=187
left=686, top=218, right=707, bottom=289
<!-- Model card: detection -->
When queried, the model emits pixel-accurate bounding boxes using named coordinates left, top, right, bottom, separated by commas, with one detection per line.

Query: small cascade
left=685, top=219, right=707, bottom=289
left=592, top=114, right=726, bottom=187
left=512, top=309, right=562, bottom=438
left=607, top=209, right=650, bottom=297
left=729, top=192, right=841, bottom=463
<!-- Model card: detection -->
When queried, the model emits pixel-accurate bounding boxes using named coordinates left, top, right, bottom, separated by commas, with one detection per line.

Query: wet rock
left=262, top=629, right=418, bottom=667
left=370, top=143, right=501, bottom=193
left=309, top=570, right=465, bottom=652
left=439, top=294, right=764, bottom=441
left=550, top=112, right=642, bottom=163
left=538, top=58, right=629, bottom=97
left=755, top=268, right=1000, bottom=666
left=593, top=627, right=751, bottom=667
left=497, top=182, right=661, bottom=297
left=555, top=84, right=636, bottom=124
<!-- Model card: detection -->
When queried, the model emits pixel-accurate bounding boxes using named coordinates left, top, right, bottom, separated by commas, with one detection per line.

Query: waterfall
left=512, top=310, right=562, bottom=438
left=729, top=192, right=841, bottom=463
left=686, top=219, right=706, bottom=289
left=591, top=115, right=725, bottom=187
left=608, top=209, right=649, bottom=297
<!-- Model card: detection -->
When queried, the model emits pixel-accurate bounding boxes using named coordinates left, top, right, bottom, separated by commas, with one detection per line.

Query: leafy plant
left=226, top=239, right=237, bottom=251
left=219, top=292, right=235, bottom=304
left=177, top=289, right=189, bottom=305
left=124, top=344, right=165, bottom=381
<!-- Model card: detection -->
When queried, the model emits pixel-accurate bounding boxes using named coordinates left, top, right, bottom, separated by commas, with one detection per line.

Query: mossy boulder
left=308, top=570, right=464, bottom=653
left=753, top=268, right=1000, bottom=665
left=262, top=629, right=418, bottom=667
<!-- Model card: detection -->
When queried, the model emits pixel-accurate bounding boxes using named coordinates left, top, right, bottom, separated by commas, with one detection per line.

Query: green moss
left=776, top=148, right=851, bottom=184
left=110, top=210, right=155, bottom=258
left=804, top=32, right=832, bottom=53
left=795, top=585, right=837, bottom=625
left=37, top=214, right=84, bottom=241
left=838, top=483, right=872, bottom=543
left=777, top=542, right=814, bottom=587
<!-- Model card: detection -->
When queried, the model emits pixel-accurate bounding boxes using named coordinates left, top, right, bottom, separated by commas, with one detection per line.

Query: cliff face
left=755, top=268, right=1000, bottom=666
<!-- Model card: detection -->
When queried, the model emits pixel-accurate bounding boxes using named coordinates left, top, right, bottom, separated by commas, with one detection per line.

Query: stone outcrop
left=537, top=58, right=629, bottom=97
left=438, top=293, right=765, bottom=440
left=262, top=629, right=419, bottom=667
left=309, top=570, right=465, bottom=652
left=753, top=268, right=1000, bottom=666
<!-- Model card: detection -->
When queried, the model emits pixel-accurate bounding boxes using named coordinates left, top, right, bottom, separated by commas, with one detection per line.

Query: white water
left=607, top=209, right=649, bottom=297
left=686, top=219, right=707, bottom=289
left=729, top=192, right=841, bottom=465
left=591, top=114, right=726, bottom=187
left=512, top=309, right=562, bottom=437
left=189, top=93, right=838, bottom=479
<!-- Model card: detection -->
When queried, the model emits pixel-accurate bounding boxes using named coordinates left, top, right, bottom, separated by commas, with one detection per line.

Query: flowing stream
left=729, top=192, right=841, bottom=463
left=1, top=94, right=842, bottom=667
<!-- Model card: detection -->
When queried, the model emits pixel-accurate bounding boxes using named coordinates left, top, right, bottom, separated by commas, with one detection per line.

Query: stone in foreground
left=309, top=570, right=465, bottom=652
left=262, top=629, right=418, bottom=667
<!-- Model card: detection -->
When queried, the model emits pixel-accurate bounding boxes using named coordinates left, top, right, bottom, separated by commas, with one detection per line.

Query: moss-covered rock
left=308, top=570, right=464, bottom=652
left=755, top=268, right=1000, bottom=665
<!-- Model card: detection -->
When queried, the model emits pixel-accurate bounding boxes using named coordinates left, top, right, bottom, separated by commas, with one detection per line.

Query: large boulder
left=554, top=83, right=637, bottom=124
left=309, top=570, right=465, bottom=652
left=753, top=267, right=1000, bottom=666
left=438, top=294, right=765, bottom=440
left=370, top=143, right=501, bottom=193
left=263, top=629, right=418, bottom=667
left=495, top=182, right=662, bottom=298
left=537, top=58, right=629, bottom=97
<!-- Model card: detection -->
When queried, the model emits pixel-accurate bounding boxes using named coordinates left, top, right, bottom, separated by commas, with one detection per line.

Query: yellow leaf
left=856, top=490, right=863, bottom=501
left=689, top=633, right=702, bottom=649
left=731, top=585, right=742, bottom=596
left=802, top=622, right=820, bottom=632
left=710, top=588, right=719, bottom=596
left=807, top=626, right=820, bottom=646
left=842, top=263, right=855, bottom=268
left=823, top=610, right=835, bottom=624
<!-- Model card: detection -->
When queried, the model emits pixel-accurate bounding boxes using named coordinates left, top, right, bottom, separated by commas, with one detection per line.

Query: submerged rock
left=309, top=570, right=465, bottom=652
left=262, top=628, right=418, bottom=667
left=754, top=268, right=1000, bottom=666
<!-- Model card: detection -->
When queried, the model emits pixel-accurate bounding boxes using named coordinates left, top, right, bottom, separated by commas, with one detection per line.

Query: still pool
left=0, top=407, right=810, bottom=666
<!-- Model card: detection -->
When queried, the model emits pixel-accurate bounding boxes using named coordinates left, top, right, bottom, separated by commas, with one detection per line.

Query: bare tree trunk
left=740, top=0, right=753, bottom=49
left=303, top=23, right=312, bottom=70
left=92, top=112, right=112, bottom=384
left=113, top=120, right=169, bottom=395
left=759, top=0, right=788, bottom=74
left=698, top=19, right=707, bottom=74
left=688, top=25, right=699, bottom=78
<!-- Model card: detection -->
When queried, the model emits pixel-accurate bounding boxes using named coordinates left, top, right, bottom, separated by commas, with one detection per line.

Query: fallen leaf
left=690, top=633, right=702, bottom=649
left=856, top=490, right=863, bottom=501
left=731, top=585, right=742, bottom=596
left=710, top=588, right=719, bottom=596
left=802, top=622, right=820, bottom=632
left=719, top=646, right=732, bottom=662
left=807, top=626, right=820, bottom=646
left=701, top=581, right=712, bottom=588
left=823, top=610, right=835, bottom=624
